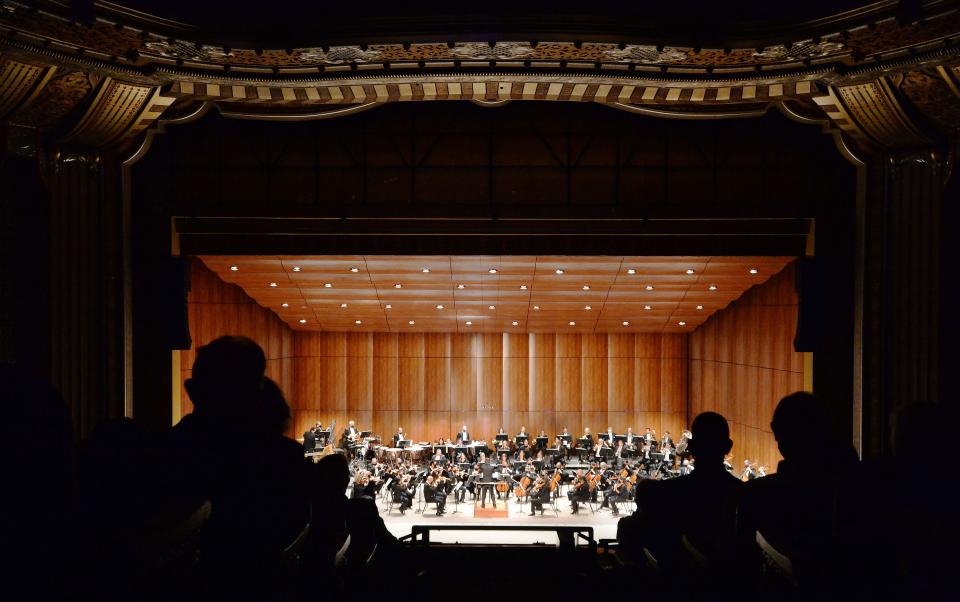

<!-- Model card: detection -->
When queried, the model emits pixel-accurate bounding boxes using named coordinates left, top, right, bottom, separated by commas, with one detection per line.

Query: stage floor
left=378, top=493, right=625, bottom=545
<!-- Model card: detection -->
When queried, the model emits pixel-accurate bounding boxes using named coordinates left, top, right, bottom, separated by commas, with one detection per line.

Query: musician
left=423, top=475, right=447, bottom=516
left=740, top=459, right=757, bottom=481
left=393, top=474, right=415, bottom=515
left=625, top=427, right=637, bottom=450
left=528, top=475, right=550, bottom=516
left=393, top=426, right=405, bottom=446
left=662, top=431, right=674, bottom=448
left=516, top=426, right=529, bottom=451
left=606, top=476, right=625, bottom=516
left=478, top=458, right=497, bottom=508
left=613, top=439, right=626, bottom=467
left=662, top=442, right=675, bottom=468
left=352, top=470, right=376, bottom=499
left=568, top=470, right=590, bottom=515
left=302, top=428, right=316, bottom=452
left=457, top=424, right=470, bottom=443
left=537, top=429, right=548, bottom=447
left=723, top=454, right=734, bottom=473
left=605, top=425, right=616, bottom=445
left=345, top=420, right=359, bottom=440
left=516, top=448, right=528, bottom=462
left=582, top=427, right=593, bottom=447
left=643, top=426, right=655, bottom=445
left=431, top=447, right=446, bottom=462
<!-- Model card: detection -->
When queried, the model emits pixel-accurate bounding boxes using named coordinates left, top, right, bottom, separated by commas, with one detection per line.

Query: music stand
left=598, top=433, right=612, bottom=443
left=535, top=436, right=548, bottom=449
left=514, top=435, right=529, bottom=447
left=495, top=434, right=509, bottom=442
left=398, top=439, right=412, bottom=449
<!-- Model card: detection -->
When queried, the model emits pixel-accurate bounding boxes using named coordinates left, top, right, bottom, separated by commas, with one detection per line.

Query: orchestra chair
left=378, top=477, right=394, bottom=505
left=756, top=530, right=798, bottom=588
left=416, top=484, right=439, bottom=515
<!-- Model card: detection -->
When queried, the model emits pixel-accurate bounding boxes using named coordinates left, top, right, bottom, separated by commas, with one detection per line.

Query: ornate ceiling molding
left=0, top=1, right=958, bottom=155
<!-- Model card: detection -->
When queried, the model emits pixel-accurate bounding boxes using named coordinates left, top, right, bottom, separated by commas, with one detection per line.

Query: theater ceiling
left=201, top=255, right=794, bottom=333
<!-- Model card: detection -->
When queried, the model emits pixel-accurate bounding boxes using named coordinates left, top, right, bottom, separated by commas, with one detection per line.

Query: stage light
left=324, top=283, right=332, bottom=288
left=678, top=321, right=687, bottom=326
left=584, top=305, right=592, bottom=310
left=622, top=321, right=630, bottom=326
left=749, top=268, right=759, bottom=274
left=685, top=269, right=695, bottom=275
left=229, top=265, right=238, bottom=271
left=533, top=305, right=540, bottom=310
left=520, top=284, right=527, bottom=290
left=582, top=285, right=590, bottom=290
left=281, top=303, right=289, bottom=308
left=645, top=285, right=654, bottom=291
left=489, top=305, right=495, bottom=310
left=644, top=305, right=652, bottom=310
left=340, top=303, right=348, bottom=308
left=422, top=268, right=430, bottom=273
left=466, top=321, right=473, bottom=326
left=299, top=319, right=307, bottom=324
left=708, top=284, right=717, bottom=291
left=385, top=304, right=392, bottom=309
left=355, top=320, right=362, bottom=325
left=350, top=267, right=359, bottom=272
left=436, top=304, right=444, bottom=309
left=292, top=266, right=301, bottom=272
left=555, top=269, right=564, bottom=274
left=627, top=269, right=636, bottom=275
left=512, top=321, right=519, bottom=326
left=569, top=321, right=576, bottom=326
left=457, top=284, right=465, bottom=289
left=408, top=320, right=415, bottom=325
left=269, top=282, right=278, bottom=287
left=696, top=305, right=704, bottom=310
left=394, top=283, right=402, bottom=288
left=488, top=268, right=497, bottom=274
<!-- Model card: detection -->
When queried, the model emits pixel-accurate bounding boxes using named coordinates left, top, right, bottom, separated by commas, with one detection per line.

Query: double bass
left=514, top=475, right=532, bottom=499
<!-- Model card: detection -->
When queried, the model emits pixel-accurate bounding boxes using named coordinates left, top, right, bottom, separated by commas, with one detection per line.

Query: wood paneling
left=286, top=330, right=686, bottom=442
left=688, top=261, right=803, bottom=472
left=179, top=259, right=296, bottom=430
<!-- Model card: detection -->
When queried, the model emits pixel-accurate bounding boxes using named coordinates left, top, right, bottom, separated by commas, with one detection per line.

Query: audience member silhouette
left=618, top=411, right=743, bottom=596
left=736, top=391, right=860, bottom=600
left=0, top=363, right=75, bottom=601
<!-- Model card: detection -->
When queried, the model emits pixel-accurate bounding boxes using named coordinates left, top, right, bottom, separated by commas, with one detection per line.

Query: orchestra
left=304, top=420, right=769, bottom=519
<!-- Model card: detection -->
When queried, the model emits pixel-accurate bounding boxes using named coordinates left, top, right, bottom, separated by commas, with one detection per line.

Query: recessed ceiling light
left=520, top=284, right=527, bottom=290
left=350, top=267, right=359, bottom=273
left=708, top=284, right=717, bottom=291
left=696, top=305, right=704, bottom=310
left=422, top=268, right=430, bottom=273
left=489, top=305, right=495, bottom=310
left=749, top=268, right=759, bottom=274
left=229, top=265, right=238, bottom=272
left=340, top=303, right=348, bottom=308
left=533, top=305, right=540, bottom=310
left=627, top=268, right=636, bottom=275
left=584, top=305, right=592, bottom=310
left=408, top=320, right=415, bottom=325
left=299, top=319, right=307, bottom=324
left=685, top=269, right=695, bottom=275
left=622, top=321, right=630, bottom=326
left=394, top=283, right=402, bottom=289
left=569, top=321, right=576, bottom=326
left=292, top=266, right=301, bottom=272
left=269, top=282, right=278, bottom=287
left=457, top=284, right=465, bottom=289
left=385, top=304, right=392, bottom=309
left=436, top=304, right=444, bottom=309
left=555, top=269, right=565, bottom=275
left=644, top=305, right=652, bottom=310
left=466, top=321, right=473, bottom=326
left=281, top=303, right=289, bottom=308
left=678, top=321, right=687, bottom=326
left=645, top=285, right=654, bottom=291
left=323, top=283, right=332, bottom=288
left=488, top=268, right=498, bottom=274
left=512, top=321, right=519, bottom=326
left=582, top=285, right=590, bottom=290
left=355, top=320, right=362, bottom=325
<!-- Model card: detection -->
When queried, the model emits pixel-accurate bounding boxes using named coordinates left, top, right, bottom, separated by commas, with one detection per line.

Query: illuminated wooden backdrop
left=688, top=262, right=803, bottom=471
left=180, top=259, right=801, bottom=466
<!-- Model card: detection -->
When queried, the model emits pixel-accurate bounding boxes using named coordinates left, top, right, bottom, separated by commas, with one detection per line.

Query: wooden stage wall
left=180, top=258, right=803, bottom=467
left=688, top=262, right=804, bottom=471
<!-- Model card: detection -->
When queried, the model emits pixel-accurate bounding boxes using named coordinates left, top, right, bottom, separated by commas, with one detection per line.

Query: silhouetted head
left=688, top=411, right=733, bottom=466
left=185, top=336, right=266, bottom=425
left=260, top=377, right=291, bottom=436
left=315, top=453, right=350, bottom=496
left=771, top=391, right=831, bottom=460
